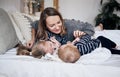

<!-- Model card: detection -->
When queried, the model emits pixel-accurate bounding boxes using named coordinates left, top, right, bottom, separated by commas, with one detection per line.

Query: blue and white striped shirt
left=74, top=34, right=100, bottom=55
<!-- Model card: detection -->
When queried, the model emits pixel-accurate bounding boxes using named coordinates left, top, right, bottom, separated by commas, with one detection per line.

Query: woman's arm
left=26, top=20, right=39, bottom=48
left=26, top=28, right=36, bottom=48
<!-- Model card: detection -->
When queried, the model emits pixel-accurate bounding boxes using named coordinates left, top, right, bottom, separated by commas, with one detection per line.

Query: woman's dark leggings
left=97, top=36, right=120, bottom=54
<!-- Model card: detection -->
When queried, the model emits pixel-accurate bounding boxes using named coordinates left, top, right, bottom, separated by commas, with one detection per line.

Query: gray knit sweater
left=64, top=19, right=95, bottom=41
left=31, top=19, right=95, bottom=42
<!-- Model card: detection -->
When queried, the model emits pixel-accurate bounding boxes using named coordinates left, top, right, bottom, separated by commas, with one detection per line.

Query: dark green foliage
left=32, top=0, right=42, bottom=12
left=95, top=0, right=120, bottom=29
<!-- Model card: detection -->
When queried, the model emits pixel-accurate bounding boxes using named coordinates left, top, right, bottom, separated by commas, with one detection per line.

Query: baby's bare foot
left=95, top=23, right=103, bottom=31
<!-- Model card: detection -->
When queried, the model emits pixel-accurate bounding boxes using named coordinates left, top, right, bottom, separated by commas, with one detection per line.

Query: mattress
left=0, top=30, right=120, bottom=77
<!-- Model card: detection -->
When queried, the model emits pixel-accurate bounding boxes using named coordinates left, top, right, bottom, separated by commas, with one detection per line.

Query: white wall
left=44, top=0, right=54, bottom=8
left=0, top=0, right=22, bottom=12
left=59, top=0, right=120, bottom=25
left=59, top=0, right=100, bottom=25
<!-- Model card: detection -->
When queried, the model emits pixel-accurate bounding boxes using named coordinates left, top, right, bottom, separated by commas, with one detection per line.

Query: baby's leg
left=116, top=46, right=120, bottom=50
left=95, top=23, right=103, bottom=31
left=97, top=36, right=116, bottom=48
left=97, top=36, right=120, bottom=54
left=109, top=49, right=120, bottom=54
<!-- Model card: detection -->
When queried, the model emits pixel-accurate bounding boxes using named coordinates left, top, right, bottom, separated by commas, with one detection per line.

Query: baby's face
left=43, top=41, right=57, bottom=54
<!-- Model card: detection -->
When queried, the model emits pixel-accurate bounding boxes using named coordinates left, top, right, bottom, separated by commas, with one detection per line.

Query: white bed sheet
left=0, top=48, right=120, bottom=77
left=0, top=30, right=120, bottom=77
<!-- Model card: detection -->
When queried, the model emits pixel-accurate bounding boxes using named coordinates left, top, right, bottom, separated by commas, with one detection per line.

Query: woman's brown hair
left=36, top=7, right=66, bottom=40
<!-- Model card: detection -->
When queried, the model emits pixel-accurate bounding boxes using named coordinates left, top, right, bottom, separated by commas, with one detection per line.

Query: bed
left=0, top=8, right=120, bottom=77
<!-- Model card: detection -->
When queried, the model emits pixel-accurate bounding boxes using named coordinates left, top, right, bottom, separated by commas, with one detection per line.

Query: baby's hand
left=50, top=36, right=61, bottom=48
left=73, top=30, right=86, bottom=38
left=72, top=37, right=80, bottom=44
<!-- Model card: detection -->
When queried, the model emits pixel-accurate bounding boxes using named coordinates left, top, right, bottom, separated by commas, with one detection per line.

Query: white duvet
left=77, top=47, right=112, bottom=64
left=0, top=47, right=120, bottom=77
left=0, top=60, right=120, bottom=77
left=0, top=30, right=120, bottom=77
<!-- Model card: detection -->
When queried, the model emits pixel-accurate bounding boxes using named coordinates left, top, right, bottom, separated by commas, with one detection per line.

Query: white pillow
left=0, top=8, right=19, bottom=54
left=11, top=12, right=32, bottom=44
left=8, top=12, right=25, bottom=44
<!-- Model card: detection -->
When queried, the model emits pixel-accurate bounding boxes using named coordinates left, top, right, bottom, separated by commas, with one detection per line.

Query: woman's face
left=46, top=15, right=62, bottom=34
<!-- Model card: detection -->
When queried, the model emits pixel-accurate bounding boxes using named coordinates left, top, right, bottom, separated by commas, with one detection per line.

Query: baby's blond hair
left=58, top=45, right=80, bottom=63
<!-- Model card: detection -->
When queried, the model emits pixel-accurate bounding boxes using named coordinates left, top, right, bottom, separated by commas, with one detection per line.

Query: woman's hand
left=73, top=30, right=86, bottom=38
left=26, top=40, right=34, bottom=48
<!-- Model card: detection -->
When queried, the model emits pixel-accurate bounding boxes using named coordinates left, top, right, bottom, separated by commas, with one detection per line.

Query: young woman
left=26, top=7, right=94, bottom=48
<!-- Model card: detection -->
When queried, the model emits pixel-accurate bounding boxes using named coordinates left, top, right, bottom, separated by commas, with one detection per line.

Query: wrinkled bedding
left=0, top=48, right=120, bottom=77
left=0, top=30, right=120, bottom=77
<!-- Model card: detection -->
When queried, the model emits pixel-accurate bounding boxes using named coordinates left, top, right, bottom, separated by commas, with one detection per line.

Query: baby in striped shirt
left=58, top=34, right=120, bottom=63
